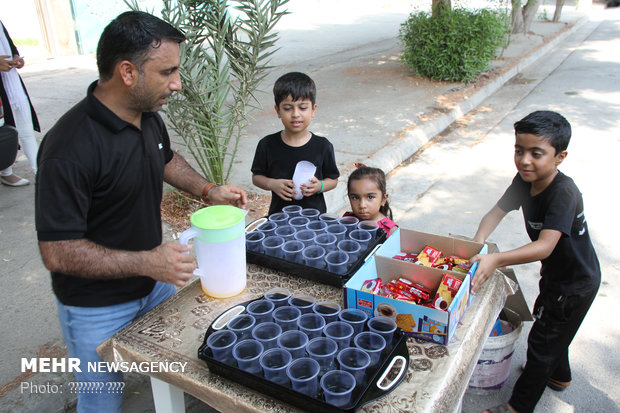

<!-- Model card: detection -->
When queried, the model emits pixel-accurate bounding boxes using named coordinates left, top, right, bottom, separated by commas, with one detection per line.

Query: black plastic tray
left=198, top=298, right=409, bottom=413
left=246, top=220, right=387, bottom=287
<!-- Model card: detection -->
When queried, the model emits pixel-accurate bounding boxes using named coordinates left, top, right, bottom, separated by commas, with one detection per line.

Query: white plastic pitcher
left=292, top=161, right=317, bottom=200
left=179, top=206, right=246, bottom=298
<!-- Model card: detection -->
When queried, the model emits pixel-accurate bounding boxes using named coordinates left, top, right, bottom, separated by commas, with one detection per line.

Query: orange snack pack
left=416, top=245, right=443, bottom=267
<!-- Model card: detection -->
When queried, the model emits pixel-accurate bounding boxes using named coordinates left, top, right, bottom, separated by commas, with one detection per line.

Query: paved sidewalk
left=0, top=2, right=598, bottom=412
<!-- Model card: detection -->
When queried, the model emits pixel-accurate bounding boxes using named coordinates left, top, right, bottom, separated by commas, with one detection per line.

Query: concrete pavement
left=0, top=1, right=612, bottom=412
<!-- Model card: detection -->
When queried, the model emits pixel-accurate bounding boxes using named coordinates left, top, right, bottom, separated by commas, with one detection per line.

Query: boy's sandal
left=482, top=403, right=515, bottom=413
left=547, top=377, right=571, bottom=391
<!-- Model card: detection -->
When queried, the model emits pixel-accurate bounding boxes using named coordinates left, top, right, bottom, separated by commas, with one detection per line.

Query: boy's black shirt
left=251, top=132, right=340, bottom=215
left=497, top=171, right=601, bottom=295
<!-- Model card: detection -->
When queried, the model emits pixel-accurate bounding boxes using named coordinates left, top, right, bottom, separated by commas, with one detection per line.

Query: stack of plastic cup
left=282, top=205, right=302, bottom=218
left=251, top=322, right=282, bottom=350
left=314, top=233, right=337, bottom=253
left=275, top=225, right=296, bottom=241
left=337, top=347, right=371, bottom=385
left=282, top=240, right=305, bottom=264
left=288, top=294, right=316, bottom=314
left=262, top=236, right=285, bottom=258
left=367, top=316, right=397, bottom=345
left=287, top=358, right=320, bottom=397
left=312, top=301, right=341, bottom=323
left=300, top=208, right=320, bottom=221
left=320, top=370, right=356, bottom=407
left=323, top=321, right=354, bottom=351
left=246, top=231, right=265, bottom=253
left=294, top=229, right=316, bottom=247
left=260, top=348, right=292, bottom=386
left=277, top=330, right=309, bottom=358
left=354, top=332, right=386, bottom=367
left=297, top=313, right=326, bottom=339
left=338, top=216, right=359, bottom=234
left=338, top=308, right=368, bottom=336
left=326, top=224, right=347, bottom=242
left=207, top=329, right=237, bottom=365
left=257, top=221, right=278, bottom=237
left=264, top=287, right=291, bottom=308
left=227, top=314, right=256, bottom=340
left=325, top=251, right=349, bottom=274
left=358, top=220, right=379, bottom=238
left=302, top=245, right=326, bottom=269
left=269, top=212, right=289, bottom=227
left=246, top=299, right=275, bottom=324
left=272, top=306, right=302, bottom=331
left=349, top=229, right=372, bottom=251
left=306, top=337, right=338, bottom=374
left=232, top=339, right=264, bottom=374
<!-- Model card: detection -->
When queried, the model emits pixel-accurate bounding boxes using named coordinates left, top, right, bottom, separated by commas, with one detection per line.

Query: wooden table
left=98, top=263, right=516, bottom=413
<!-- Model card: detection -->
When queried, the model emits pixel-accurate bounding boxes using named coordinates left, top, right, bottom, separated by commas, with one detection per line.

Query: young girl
left=345, top=164, right=398, bottom=237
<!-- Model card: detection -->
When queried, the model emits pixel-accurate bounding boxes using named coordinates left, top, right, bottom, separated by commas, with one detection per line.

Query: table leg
left=150, top=376, right=186, bottom=413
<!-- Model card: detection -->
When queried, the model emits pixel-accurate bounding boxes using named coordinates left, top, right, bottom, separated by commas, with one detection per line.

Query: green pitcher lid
left=190, top=205, right=245, bottom=230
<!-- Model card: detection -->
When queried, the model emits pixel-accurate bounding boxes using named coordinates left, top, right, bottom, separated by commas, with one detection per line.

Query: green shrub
left=399, top=8, right=509, bottom=83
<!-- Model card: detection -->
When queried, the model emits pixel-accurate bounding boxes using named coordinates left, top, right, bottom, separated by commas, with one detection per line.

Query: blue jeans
left=57, top=282, right=176, bottom=413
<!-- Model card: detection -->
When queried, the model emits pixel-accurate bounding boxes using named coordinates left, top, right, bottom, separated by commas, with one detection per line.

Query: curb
left=325, top=16, right=588, bottom=214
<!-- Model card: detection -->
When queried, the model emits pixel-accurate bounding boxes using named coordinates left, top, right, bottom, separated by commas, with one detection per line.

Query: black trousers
left=509, top=286, right=599, bottom=413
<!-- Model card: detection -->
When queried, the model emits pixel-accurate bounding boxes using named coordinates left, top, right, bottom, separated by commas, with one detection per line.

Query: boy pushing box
left=470, top=111, right=601, bottom=413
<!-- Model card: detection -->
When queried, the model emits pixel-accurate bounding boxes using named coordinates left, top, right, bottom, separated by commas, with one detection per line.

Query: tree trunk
left=553, top=0, right=566, bottom=22
left=511, top=0, right=524, bottom=34
left=432, top=0, right=451, bottom=18
left=522, top=0, right=541, bottom=34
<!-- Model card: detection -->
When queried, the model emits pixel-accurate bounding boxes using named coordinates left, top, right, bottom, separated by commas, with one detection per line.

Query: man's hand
left=300, top=177, right=320, bottom=197
left=11, top=55, right=25, bottom=69
left=271, top=178, right=296, bottom=201
left=208, top=184, right=248, bottom=209
left=148, top=243, right=195, bottom=287
left=469, top=253, right=500, bottom=294
left=0, top=55, right=12, bottom=72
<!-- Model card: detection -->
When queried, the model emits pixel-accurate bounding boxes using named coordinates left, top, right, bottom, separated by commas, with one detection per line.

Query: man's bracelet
left=318, top=180, right=324, bottom=194
left=201, top=182, right=217, bottom=202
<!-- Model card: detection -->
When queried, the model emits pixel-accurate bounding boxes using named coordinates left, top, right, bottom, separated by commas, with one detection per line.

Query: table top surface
left=99, top=263, right=514, bottom=413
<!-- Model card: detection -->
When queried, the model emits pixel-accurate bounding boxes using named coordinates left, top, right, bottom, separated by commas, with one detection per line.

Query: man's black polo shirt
left=36, top=81, right=174, bottom=307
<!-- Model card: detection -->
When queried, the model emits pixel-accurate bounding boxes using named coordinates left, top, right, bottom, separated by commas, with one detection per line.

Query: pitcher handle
left=179, top=227, right=200, bottom=253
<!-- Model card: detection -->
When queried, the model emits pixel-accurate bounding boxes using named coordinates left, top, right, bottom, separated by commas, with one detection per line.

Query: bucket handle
left=375, top=355, right=407, bottom=391
left=245, top=217, right=267, bottom=233
left=364, top=243, right=383, bottom=262
left=211, top=305, right=246, bottom=330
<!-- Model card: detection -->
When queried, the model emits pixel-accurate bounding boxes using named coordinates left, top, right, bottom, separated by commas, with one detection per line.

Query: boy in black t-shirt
left=470, top=111, right=601, bottom=413
left=251, top=72, right=339, bottom=215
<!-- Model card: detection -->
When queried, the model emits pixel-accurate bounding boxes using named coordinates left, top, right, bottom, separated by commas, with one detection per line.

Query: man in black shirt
left=35, top=12, right=246, bottom=412
left=470, top=111, right=600, bottom=413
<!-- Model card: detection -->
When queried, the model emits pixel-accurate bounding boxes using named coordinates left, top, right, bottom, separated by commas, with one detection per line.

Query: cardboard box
left=344, top=228, right=487, bottom=345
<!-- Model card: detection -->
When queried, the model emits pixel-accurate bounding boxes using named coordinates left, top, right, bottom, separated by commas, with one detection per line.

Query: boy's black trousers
left=509, top=286, right=598, bottom=413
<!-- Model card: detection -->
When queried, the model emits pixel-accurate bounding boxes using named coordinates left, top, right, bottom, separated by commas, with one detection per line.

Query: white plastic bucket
left=468, top=308, right=522, bottom=393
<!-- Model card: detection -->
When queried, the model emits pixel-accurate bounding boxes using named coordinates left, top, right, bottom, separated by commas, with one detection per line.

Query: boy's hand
left=300, top=177, right=320, bottom=197
left=271, top=179, right=296, bottom=201
left=469, top=253, right=500, bottom=294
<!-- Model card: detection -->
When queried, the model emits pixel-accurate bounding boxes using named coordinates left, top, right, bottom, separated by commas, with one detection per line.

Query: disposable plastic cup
left=207, top=330, right=237, bottom=364
left=306, top=220, right=328, bottom=234
left=358, top=221, right=379, bottom=238
left=326, top=224, right=347, bottom=242
left=289, top=216, right=311, bottom=231
left=302, top=245, right=326, bottom=269
left=297, top=313, right=326, bottom=340
left=292, top=161, right=317, bottom=201
left=288, top=294, right=316, bottom=314
left=232, top=339, right=264, bottom=375
left=320, top=370, right=356, bottom=407
left=246, top=300, right=275, bottom=324
left=282, top=240, right=305, bottom=264
left=260, top=348, right=292, bottom=386
left=354, top=332, right=386, bottom=367
left=272, top=305, right=302, bottom=331
left=338, top=308, right=369, bottom=336
left=275, top=225, right=296, bottom=242
left=294, top=229, right=316, bottom=247
left=264, top=287, right=291, bottom=308
left=367, top=316, right=398, bottom=345
left=262, top=236, right=285, bottom=258
left=325, top=251, right=349, bottom=274
left=312, top=301, right=341, bottom=324
left=337, top=240, right=361, bottom=265
left=246, top=231, right=265, bottom=253
left=338, top=216, right=359, bottom=234
left=287, top=358, right=320, bottom=397
left=349, top=229, right=372, bottom=251
left=319, top=212, right=340, bottom=223
left=315, top=233, right=337, bottom=253
left=300, top=208, right=320, bottom=221
left=257, top=220, right=277, bottom=237
left=227, top=314, right=256, bottom=341
left=277, top=330, right=309, bottom=359
left=337, top=347, right=371, bottom=385
left=268, top=212, right=289, bottom=227
left=306, top=337, right=338, bottom=374
left=282, top=205, right=302, bottom=218
left=323, top=321, right=354, bottom=351
left=251, top=322, right=282, bottom=350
